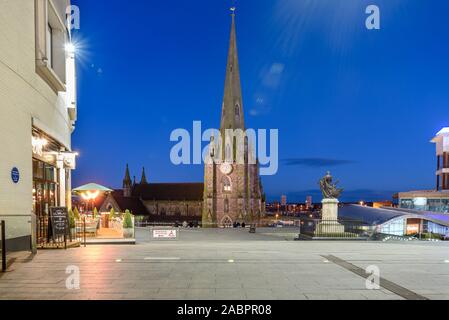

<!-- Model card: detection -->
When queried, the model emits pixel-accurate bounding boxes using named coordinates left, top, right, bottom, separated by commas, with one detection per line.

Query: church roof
left=132, top=183, right=204, bottom=201
left=110, top=190, right=149, bottom=215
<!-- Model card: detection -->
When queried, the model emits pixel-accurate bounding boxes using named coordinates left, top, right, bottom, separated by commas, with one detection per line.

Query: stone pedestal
left=316, top=198, right=344, bottom=235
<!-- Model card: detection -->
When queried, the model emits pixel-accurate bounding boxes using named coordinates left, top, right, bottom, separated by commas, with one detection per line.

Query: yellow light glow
left=80, top=190, right=100, bottom=200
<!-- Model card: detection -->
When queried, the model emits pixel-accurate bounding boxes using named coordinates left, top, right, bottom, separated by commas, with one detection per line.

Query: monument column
left=317, top=172, right=344, bottom=235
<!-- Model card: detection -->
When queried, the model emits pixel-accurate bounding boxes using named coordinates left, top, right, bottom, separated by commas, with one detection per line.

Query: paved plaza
left=1, top=228, right=449, bottom=300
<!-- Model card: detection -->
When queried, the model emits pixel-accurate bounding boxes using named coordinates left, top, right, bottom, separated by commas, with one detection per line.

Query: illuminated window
left=222, top=176, right=231, bottom=192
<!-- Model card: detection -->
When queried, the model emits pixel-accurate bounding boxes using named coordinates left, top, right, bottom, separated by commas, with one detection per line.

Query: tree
left=110, top=207, right=116, bottom=219
left=73, top=207, right=80, bottom=220
left=68, top=209, right=76, bottom=229
left=123, top=210, right=133, bottom=229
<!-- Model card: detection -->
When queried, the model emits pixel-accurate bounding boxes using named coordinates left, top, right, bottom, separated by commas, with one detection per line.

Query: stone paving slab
left=0, top=228, right=448, bottom=300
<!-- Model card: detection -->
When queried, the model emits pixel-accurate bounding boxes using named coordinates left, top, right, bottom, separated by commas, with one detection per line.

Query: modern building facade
left=397, top=128, right=449, bottom=213
left=339, top=205, right=449, bottom=238
left=433, top=128, right=449, bottom=191
left=202, top=12, right=264, bottom=227
left=0, top=0, right=78, bottom=250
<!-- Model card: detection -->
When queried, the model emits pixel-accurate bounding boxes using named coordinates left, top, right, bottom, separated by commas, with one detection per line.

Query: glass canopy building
left=339, top=205, right=449, bottom=237
left=397, top=128, right=449, bottom=213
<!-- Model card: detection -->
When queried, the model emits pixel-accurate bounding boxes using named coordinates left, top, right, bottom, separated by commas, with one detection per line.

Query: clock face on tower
left=220, top=163, right=233, bottom=175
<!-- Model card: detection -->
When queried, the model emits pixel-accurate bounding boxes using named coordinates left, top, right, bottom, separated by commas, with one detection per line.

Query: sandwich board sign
left=48, top=207, right=69, bottom=240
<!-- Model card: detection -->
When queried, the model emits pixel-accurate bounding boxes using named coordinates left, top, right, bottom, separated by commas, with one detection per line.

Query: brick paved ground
left=0, top=228, right=448, bottom=300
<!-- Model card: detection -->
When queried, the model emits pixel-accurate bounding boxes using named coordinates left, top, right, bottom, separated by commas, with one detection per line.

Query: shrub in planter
left=73, top=207, right=80, bottom=220
left=123, top=209, right=134, bottom=238
left=68, top=209, right=76, bottom=237
left=93, top=207, right=98, bottom=219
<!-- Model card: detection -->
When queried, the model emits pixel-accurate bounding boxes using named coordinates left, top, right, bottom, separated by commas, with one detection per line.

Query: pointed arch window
left=235, top=103, right=240, bottom=116
left=224, top=198, right=229, bottom=213
left=222, top=176, right=232, bottom=192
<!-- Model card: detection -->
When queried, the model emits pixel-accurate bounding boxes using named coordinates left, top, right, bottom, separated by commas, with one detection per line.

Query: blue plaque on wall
left=11, top=167, right=20, bottom=184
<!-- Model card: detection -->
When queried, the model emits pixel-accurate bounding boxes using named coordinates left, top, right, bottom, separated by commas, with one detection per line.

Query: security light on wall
left=65, top=43, right=75, bottom=54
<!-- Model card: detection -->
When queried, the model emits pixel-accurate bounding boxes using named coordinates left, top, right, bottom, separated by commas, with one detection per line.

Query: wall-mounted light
left=32, top=136, right=48, bottom=156
left=65, top=43, right=76, bottom=54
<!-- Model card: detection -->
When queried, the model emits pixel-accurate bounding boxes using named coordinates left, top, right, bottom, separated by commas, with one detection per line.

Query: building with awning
left=0, top=0, right=78, bottom=251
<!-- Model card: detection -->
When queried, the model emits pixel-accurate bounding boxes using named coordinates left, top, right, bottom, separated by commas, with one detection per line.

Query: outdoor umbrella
left=72, top=183, right=113, bottom=212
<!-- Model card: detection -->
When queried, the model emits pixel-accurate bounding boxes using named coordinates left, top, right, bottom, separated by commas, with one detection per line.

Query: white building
left=432, top=127, right=449, bottom=191
left=398, top=128, right=449, bottom=213
left=0, top=0, right=78, bottom=251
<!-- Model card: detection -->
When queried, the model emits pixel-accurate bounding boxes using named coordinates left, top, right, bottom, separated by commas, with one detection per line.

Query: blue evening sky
left=71, top=0, right=449, bottom=202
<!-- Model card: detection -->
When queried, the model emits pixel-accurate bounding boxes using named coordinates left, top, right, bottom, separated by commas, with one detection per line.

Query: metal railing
left=37, top=216, right=87, bottom=249
left=299, top=218, right=373, bottom=239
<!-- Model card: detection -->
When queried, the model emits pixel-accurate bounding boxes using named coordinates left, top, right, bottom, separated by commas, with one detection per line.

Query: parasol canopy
left=73, top=183, right=113, bottom=193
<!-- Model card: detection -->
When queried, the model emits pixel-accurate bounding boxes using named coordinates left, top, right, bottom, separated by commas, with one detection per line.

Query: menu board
left=49, top=207, right=69, bottom=238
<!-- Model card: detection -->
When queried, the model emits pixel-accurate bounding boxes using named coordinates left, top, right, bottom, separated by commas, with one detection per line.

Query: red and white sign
left=152, top=229, right=177, bottom=239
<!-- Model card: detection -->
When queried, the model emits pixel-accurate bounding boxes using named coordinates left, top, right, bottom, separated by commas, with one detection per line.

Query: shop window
left=33, top=157, right=60, bottom=242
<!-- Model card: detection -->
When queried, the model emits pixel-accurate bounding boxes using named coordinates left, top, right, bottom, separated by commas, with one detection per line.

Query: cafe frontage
left=32, top=127, right=78, bottom=248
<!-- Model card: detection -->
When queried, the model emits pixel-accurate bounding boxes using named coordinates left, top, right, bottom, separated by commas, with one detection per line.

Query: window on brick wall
left=222, top=176, right=232, bottom=192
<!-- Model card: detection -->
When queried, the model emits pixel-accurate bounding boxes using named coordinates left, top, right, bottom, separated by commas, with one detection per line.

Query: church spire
left=123, top=164, right=132, bottom=197
left=123, top=164, right=131, bottom=188
left=140, top=167, right=148, bottom=184
left=220, top=9, right=244, bottom=133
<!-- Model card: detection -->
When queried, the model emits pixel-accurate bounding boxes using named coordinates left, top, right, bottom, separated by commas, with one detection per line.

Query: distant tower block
left=432, top=127, right=449, bottom=191
left=306, top=196, right=312, bottom=209
left=281, top=195, right=287, bottom=206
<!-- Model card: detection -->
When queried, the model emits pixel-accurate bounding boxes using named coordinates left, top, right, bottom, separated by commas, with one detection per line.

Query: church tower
left=203, top=10, right=264, bottom=227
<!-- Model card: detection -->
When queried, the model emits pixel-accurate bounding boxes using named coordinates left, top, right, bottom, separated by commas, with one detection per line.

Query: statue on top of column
left=319, top=171, right=343, bottom=199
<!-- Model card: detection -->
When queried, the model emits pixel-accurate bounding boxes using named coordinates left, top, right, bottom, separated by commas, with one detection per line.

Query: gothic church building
left=101, top=13, right=264, bottom=227
left=202, top=12, right=264, bottom=227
